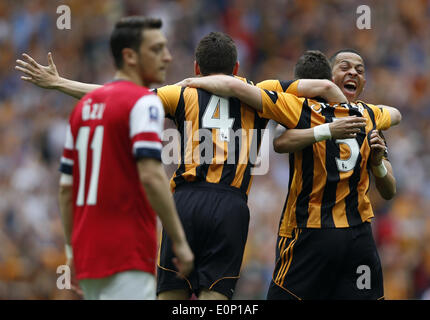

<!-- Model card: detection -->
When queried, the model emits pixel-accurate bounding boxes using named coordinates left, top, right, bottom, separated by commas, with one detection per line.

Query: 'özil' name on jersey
left=82, top=98, right=106, bottom=120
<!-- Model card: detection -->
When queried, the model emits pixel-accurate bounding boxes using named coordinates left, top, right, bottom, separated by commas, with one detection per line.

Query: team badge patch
left=149, top=106, right=159, bottom=121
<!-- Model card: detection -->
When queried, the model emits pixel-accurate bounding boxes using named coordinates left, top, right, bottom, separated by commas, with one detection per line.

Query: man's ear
left=122, top=48, right=138, bottom=67
left=232, top=61, right=239, bottom=75
left=194, top=61, right=201, bottom=76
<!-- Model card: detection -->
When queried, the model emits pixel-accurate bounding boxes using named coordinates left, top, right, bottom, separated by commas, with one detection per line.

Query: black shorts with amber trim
left=267, top=222, right=384, bottom=300
left=157, top=181, right=250, bottom=299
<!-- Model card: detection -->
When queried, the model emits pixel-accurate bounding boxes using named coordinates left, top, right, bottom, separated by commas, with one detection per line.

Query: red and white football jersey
left=60, top=80, right=164, bottom=280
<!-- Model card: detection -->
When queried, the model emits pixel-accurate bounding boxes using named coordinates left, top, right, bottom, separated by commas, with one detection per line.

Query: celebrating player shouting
left=176, top=51, right=401, bottom=299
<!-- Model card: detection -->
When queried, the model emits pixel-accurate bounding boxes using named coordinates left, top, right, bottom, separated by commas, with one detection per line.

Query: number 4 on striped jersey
left=202, top=95, right=235, bottom=142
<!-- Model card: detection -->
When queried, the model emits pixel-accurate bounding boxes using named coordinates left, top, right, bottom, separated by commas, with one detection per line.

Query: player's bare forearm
left=178, top=75, right=263, bottom=111
left=58, top=184, right=73, bottom=245
left=369, top=130, right=396, bottom=199
left=137, top=158, right=194, bottom=276
left=374, top=160, right=396, bottom=200
left=274, top=116, right=367, bottom=153
left=274, top=128, right=315, bottom=153
left=297, top=79, right=348, bottom=103
left=137, top=159, right=187, bottom=245
left=55, top=77, right=101, bottom=99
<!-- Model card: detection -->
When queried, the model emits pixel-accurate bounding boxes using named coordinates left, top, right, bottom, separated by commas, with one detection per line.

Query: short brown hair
left=294, top=50, right=332, bottom=80
left=195, top=32, right=237, bottom=76
left=110, top=16, right=162, bottom=69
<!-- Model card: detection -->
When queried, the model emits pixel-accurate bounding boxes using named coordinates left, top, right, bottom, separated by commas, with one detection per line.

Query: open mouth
left=343, top=80, right=357, bottom=95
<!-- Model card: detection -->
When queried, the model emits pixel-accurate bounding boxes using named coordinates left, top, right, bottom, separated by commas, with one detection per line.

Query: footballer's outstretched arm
left=15, top=53, right=101, bottom=99
left=178, top=75, right=350, bottom=113
left=178, top=75, right=263, bottom=110
left=296, top=79, right=348, bottom=103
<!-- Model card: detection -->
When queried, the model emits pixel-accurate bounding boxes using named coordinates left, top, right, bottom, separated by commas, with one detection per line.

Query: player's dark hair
left=294, top=50, right=332, bottom=80
left=329, top=48, right=362, bottom=67
left=110, top=16, right=162, bottom=69
left=195, top=32, right=237, bottom=76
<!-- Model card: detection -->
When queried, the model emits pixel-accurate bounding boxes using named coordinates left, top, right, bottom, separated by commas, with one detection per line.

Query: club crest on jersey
left=149, top=106, right=159, bottom=121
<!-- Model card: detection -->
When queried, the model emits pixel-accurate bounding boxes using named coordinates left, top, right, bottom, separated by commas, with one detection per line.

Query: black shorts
left=267, top=222, right=384, bottom=300
left=157, top=181, right=250, bottom=299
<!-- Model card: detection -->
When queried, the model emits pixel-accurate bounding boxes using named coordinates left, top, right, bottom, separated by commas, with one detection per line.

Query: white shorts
left=79, top=270, right=156, bottom=300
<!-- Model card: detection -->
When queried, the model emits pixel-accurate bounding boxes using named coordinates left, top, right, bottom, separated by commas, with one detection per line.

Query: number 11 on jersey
left=75, top=126, right=104, bottom=206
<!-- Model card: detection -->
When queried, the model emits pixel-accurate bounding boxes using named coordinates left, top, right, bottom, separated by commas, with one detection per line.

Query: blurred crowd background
left=0, top=0, right=429, bottom=299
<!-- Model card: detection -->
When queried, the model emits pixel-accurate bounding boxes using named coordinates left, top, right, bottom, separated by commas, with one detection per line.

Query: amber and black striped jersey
left=256, top=79, right=299, bottom=95
left=154, top=76, right=286, bottom=195
left=259, top=88, right=392, bottom=236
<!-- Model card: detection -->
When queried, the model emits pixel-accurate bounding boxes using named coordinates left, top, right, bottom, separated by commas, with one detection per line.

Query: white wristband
left=371, top=162, right=388, bottom=178
left=65, top=244, right=73, bottom=260
left=313, top=123, right=332, bottom=142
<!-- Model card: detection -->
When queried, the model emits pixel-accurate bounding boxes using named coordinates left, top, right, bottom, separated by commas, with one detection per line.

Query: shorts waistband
left=174, top=181, right=248, bottom=202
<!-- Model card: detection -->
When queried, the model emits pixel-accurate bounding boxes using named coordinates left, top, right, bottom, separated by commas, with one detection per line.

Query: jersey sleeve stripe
left=134, top=148, right=162, bottom=161
left=61, top=156, right=74, bottom=166
left=62, top=148, right=74, bottom=160
left=132, top=132, right=162, bottom=144
left=59, top=162, right=73, bottom=175
left=133, top=140, right=163, bottom=151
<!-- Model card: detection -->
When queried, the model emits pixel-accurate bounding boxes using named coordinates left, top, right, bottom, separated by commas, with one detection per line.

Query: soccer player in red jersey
left=56, top=17, right=193, bottom=299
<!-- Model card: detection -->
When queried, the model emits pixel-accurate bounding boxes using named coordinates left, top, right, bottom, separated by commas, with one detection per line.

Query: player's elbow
left=391, top=109, right=402, bottom=126
left=381, top=106, right=402, bottom=126
left=273, top=137, right=292, bottom=154
left=378, top=178, right=397, bottom=200
left=381, top=187, right=396, bottom=200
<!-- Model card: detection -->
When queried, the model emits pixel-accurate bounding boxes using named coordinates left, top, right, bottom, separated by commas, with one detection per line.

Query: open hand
left=15, top=52, right=60, bottom=88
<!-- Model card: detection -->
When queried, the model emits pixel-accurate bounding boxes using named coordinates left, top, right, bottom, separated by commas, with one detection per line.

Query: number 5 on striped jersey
left=202, top=95, right=235, bottom=142
left=332, top=118, right=360, bottom=172
left=75, top=126, right=104, bottom=206
left=335, top=137, right=360, bottom=172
